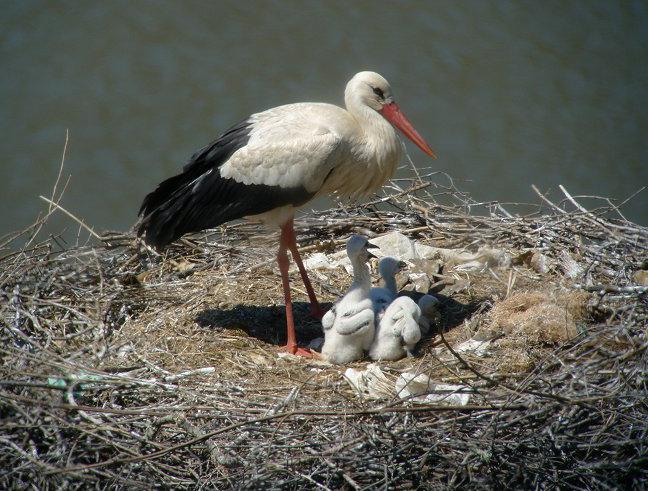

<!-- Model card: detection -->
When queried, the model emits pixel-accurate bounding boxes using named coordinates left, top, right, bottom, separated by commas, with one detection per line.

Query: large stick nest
left=1, top=174, right=647, bottom=489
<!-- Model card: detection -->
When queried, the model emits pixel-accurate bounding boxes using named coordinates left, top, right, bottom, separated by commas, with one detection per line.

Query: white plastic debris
left=116, top=343, right=133, bottom=358
left=277, top=352, right=298, bottom=360
left=395, top=372, right=471, bottom=405
left=559, top=250, right=584, bottom=279
left=342, top=367, right=472, bottom=405
left=449, top=247, right=512, bottom=271
left=395, top=372, right=434, bottom=398
left=304, top=250, right=353, bottom=274
left=369, top=232, right=419, bottom=260
left=343, top=363, right=392, bottom=399
left=305, top=232, right=513, bottom=282
left=424, top=383, right=471, bottom=406
left=530, top=251, right=550, bottom=274
left=454, top=338, right=492, bottom=357
left=369, top=232, right=511, bottom=271
left=303, top=253, right=336, bottom=270
left=408, top=272, right=430, bottom=292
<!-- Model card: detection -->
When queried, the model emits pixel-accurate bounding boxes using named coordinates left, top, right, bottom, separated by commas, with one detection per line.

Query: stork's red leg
left=281, top=218, right=324, bottom=319
left=277, top=227, right=315, bottom=357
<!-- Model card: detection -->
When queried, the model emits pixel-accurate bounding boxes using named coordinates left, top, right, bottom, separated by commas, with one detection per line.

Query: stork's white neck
left=346, top=95, right=397, bottom=148
left=349, top=255, right=372, bottom=298
left=382, top=273, right=398, bottom=297
left=343, top=93, right=401, bottom=193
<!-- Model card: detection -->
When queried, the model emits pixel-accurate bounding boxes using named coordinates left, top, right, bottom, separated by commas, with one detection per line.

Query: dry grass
left=1, top=172, right=647, bottom=489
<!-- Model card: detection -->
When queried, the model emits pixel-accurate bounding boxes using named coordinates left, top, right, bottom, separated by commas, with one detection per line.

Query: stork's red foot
left=282, top=344, right=320, bottom=358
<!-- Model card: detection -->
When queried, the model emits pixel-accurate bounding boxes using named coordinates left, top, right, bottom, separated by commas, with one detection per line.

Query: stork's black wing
left=136, top=119, right=312, bottom=249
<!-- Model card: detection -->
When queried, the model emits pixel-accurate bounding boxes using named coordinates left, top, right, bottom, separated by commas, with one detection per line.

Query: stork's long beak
left=379, top=102, right=437, bottom=159
left=366, top=244, right=380, bottom=260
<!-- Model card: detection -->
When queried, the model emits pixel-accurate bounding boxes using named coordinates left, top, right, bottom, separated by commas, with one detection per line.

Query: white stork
left=137, top=71, right=436, bottom=356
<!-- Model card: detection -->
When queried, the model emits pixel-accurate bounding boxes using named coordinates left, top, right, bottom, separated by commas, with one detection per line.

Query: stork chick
left=371, top=256, right=407, bottom=318
left=417, top=294, right=440, bottom=335
left=369, top=296, right=422, bottom=361
left=321, top=235, right=376, bottom=364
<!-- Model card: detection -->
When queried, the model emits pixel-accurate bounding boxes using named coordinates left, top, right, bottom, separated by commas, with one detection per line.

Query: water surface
left=1, top=0, right=647, bottom=239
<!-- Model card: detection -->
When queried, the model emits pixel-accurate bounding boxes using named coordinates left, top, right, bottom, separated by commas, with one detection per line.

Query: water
left=2, top=0, right=647, bottom=241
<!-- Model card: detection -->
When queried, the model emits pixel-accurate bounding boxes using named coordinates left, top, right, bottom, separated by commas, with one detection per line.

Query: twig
left=531, top=184, right=565, bottom=214
left=558, top=184, right=621, bottom=239
left=49, top=129, right=69, bottom=213
left=574, top=284, right=648, bottom=295
left=38, top=195, right=103, bottom=241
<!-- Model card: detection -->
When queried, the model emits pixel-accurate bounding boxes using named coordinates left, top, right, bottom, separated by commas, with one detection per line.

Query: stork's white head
left=345, top=71, right=437, bottom=159
left=378, top=256, right=408, bottom=280
left=345, top=71, right=395, bottom=112
left=346, top=234, right=377, bottom=263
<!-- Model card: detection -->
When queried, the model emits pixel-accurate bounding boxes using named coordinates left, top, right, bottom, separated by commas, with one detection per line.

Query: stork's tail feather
left=136, top=182, right=194, bottom=250
left=136, top=169, right=315, bottom=250
left=135, top=118, right=318, bottom=250
left=136, top=119, right=254, bottom=250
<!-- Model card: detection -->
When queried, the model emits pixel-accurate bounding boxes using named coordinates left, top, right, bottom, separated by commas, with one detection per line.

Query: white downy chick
left=369, top=296, right=422, bottom=361
left=417, top=294, right=440, bottom=335
left=370, top=256, right=407, bottom=318
left=321, top=235, right=377, bottom=364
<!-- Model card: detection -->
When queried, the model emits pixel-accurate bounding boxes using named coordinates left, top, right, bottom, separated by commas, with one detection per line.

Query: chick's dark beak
left=366, top=244, right=380, bottom=259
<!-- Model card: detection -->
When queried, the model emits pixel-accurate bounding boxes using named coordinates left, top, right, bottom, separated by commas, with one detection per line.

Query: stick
left=531, top=184, right=566, bottom=214
left=49, top=129, right=69, bottom=213
left=39, top=196, right=103, bottom=241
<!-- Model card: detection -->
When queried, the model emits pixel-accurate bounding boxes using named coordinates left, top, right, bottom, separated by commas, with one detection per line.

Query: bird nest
left=1, top=173, right=647, bottom=489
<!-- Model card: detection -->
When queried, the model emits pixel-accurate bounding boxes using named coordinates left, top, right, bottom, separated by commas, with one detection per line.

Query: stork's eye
left=372, top=87, right=384, bottom=99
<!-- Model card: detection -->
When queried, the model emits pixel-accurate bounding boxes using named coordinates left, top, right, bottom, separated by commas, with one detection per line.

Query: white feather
left=322, top=236, right=376, bottom=364
left=370, top=257, right=404, bottom=318
left=369, top=296, right=422, bottom=361
left=417, top=294, right=440, bottom=335
left=217, top=71, right=404, bottom=225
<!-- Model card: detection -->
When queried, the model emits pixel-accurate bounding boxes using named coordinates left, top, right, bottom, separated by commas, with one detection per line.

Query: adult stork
left=137, top=71, right=436, bottom=356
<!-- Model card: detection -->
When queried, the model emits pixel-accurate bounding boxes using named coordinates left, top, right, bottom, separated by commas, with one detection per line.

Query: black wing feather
left=136, top=119, right=313, bottom=250
left=137, top=119, right=251, bottom=217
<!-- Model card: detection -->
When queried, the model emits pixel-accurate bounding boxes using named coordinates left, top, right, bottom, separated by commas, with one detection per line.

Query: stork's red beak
left=379, top=102, right=437, bottom=159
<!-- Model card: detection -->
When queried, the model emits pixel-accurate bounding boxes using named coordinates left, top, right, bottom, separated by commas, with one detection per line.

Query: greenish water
left=1, top=0, right=647, bottom=240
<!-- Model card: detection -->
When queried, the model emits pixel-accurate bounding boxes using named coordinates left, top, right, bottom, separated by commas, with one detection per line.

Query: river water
left=2, top=0, right=647, bottom=240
